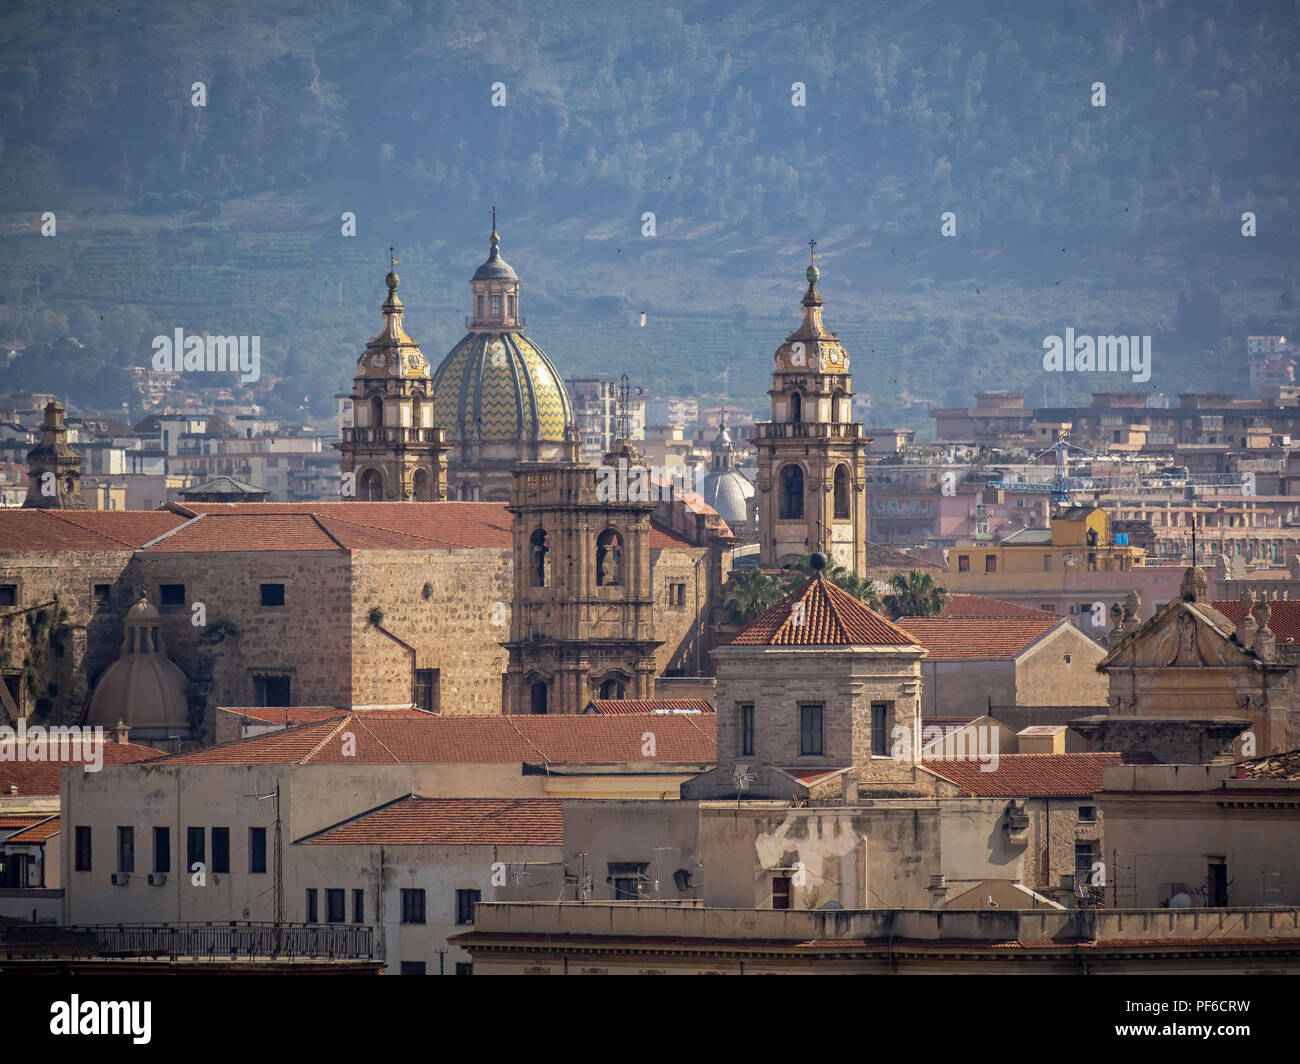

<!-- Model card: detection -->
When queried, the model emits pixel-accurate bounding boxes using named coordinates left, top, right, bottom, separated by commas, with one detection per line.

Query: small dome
left=86, top=593, right=191, bottom=737
left=701, top=469, right=755, bottom=525
left=806, top=264, right=819, bottom=284
left=472, top=231, right=518, bottom=281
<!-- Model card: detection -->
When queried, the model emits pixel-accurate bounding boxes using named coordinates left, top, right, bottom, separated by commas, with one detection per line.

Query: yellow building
left=947, top=505, right=1145, bottom=587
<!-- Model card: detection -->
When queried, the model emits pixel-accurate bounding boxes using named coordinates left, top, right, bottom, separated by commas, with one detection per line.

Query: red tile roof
left=0, top=510, right=187, bottom=550
left=922, top=752, right=1129, bottom=797
left=0, top=739, right=165, bottom=796
left=585, top=699, right=714, bottom=716
left=896, top=616, right=1062, bottom=659
left=0, top=814, right=49, bottom=831
left=224, top=706, right=430, bottom=726
left=304, top=797, right=562, bottom=846
left=3, top=814, right=59, bottom=843
left=724, top=577, right=921, bottom=648
left=171, top=501, right=695, bottom=550
left=938, top=595, right=1060, bottom=620
left=157, top=713, right=716, bottom=766
left=1213, top=599, right=1300, bottom=645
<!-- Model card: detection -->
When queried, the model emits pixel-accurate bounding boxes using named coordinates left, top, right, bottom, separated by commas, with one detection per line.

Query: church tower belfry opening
left=335, top=257, right=449, bottom=501
left=23, top=401, right=86, bottom=509
left=753, top=243, right=869, bottom=575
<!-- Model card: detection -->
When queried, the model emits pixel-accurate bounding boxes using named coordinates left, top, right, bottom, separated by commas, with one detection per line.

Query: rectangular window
left=153, top=827, right=170, bottom=874
left=613, top=877, right=640, bottom=901
left=1074, top=842, right=1095, bottom=881
left=1043, top=554, right=1052, bottom=572
left=669, top=582, right=686, bottom=607
left=159, top=583, right=186, bottom=607
left=957, top=555, right=969, bottom=572
left=187, top=827, right=205, bottom=872
left=772, top=875, right=792, bottom=910
left=799, top=704, right=823, bottom=756
left=0, top=585, right=16, bottom=607
left=352, top=888, right=365, bottom=923
left=476, top=295, right=485, bottom=317
left=1078, top=805, right=1096, bottom=823
left=490, top=295, right=501, bottom=316
left=985, top=555, right=997, bottom=573
left=507, top=295, right=516, bottom=318
left=326, top=888, right=345, bottom=923
left=740, top=703, right=754, bottom=757
left=413, top=668, right=439, bottom=714
left=456, top=888, right=481, bottom=925
left=253, top=675, right=291, bottom=707
left=249, top=827, right=267, bottom=874
left=260, top=583, right=285, bottom=606
left=400, top=961, right=426, bottom=975
left=117, top=826, right=134, bottom=874
left=871, top=702, right=889, bottom=757
left=75, top=826, right=92, bottom=871
left=401, top=888, right=426, bottom=924
left=456, top=962, right=473, bottom=976
left=212, top=827, right=230, bottom=873
left=93, top=583, right=111, bottom=604
left=306, top=888, right=318, bottom=923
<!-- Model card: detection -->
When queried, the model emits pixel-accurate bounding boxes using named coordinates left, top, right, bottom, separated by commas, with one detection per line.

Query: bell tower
left=753, top=243, right=869, bottom=574
left=23, top=401, right=86, bottom=509
left=336, top=256, right=449, bottom=501
left=503, top=441, right=662, bottom=715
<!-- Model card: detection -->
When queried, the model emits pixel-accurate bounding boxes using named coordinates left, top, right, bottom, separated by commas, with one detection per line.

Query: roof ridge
left=295, top=792, right=415, bottom=843
left=138, top=512, right=203, bottom=550
left=343, top=712, right=403, bottom=763
left=305, top=511, right=351, bottom=552
left=504, top=715, right=552, bottom=769
left=300, top=717, right=357, bottom=764
left=816, top=578, right=854, bottom=645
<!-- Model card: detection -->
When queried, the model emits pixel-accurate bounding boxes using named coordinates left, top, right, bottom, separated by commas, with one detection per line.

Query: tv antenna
left=733, top=763, right=756, bottom=807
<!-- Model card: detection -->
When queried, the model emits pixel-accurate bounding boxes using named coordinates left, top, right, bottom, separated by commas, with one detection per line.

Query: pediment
left=1101, top=602, right=1256, bottom=670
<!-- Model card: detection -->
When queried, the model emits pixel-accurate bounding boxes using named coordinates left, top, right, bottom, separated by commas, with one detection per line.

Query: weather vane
left=809, top=237, right=817, bottom=262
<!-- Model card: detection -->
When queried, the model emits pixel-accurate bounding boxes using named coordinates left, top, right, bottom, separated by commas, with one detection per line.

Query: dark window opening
left=306, top=888, right=318, bottom=923
left=249, top=827, right=267, bottom=874
left=779, top=465, right=804, bottom=520
left=117, top=826, right=134, bottom=874
left=212, top=827, right=230, bottom=874
left=530, top=680, right=548, bottom=715
left=529, top=528, right=550, bottom=587
left=871, top=702, right=889, bottom=757
left=772, top=875, right=792, bottom=910
left=159, top=584, right=186, bottom=607
left=187, top=827, right=205, bottom=871
left=153, top=827, right=170, bottom=874
left=74, top=826, right=92, bottom=871
left=740, top=703, right=755, bottom=756
left=596, top=528, right=623, bottom=587
left=326, top=888, right=345, bottom=923
left=353, top=888, right=365, bottom=923
left=833, top=464, right=851, bottom=519
left=414, top=668, right=439, bottom=714
left=253, top=675, right=291, bottom=708
left=456, top=888, right=481, bottom=925
left=800, top=704, right=823, bottom=756
left=260, top=583, right=285, bottom=607
left=401, top=888, right=426, bottom=924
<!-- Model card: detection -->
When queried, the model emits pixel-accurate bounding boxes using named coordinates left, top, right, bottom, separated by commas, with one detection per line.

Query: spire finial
left=809, top=237, right=817, bottom=262
left=805, top=238, right=820, bottom=285
left=490, top=206, right=499, bottom=247
left=386, top=247, right=400, bottom=291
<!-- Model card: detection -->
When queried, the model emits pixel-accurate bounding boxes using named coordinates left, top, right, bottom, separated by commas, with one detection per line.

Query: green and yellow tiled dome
left=431, top=331, right=574, bottom=443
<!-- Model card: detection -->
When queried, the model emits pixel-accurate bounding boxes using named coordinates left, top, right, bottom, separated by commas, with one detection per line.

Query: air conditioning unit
left=147, top=873, right=167, bottom=886
left=110, top=873, right=129, bottom=886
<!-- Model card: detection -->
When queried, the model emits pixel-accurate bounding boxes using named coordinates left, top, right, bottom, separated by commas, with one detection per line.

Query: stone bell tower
left=753, top=243, right=869, bottom=574
left=336, top=256, right=449, bottom=501
left=502, top=440, right=662, bottom=714
left=24, top=401, right=86, bottom=509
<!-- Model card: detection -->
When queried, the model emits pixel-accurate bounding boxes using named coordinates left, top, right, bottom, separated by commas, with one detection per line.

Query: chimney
left=842, top=771, right=859, bottom=803
left=113, top=719, right=130, bottom=745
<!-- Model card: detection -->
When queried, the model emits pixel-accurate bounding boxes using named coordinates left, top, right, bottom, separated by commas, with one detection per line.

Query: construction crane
left=985, top=432, right=1244, bottom=506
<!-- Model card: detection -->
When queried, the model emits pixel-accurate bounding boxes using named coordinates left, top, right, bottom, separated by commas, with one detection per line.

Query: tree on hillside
left=883, top=569, right=947, bottom=620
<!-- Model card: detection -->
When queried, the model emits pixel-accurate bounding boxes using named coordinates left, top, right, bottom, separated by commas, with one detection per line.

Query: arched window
left=599, top=677, right=625, bottom=700
left=596, top=528, right=623, bottom=587
left=529, top=680, right=548, bottom=715
left=779, top=465, right=804, bottom=520
left=832, top=388, right=847, bottom=422
left=359, top=468, right=383, bottom=501
left=833, top=464, right=851, bottom=519
left=790, top=391, right=802, bottom=424
left=530, top=528, right=550, bottom=587
left=371, top=396, right=384, bottom=436
left=412, top=468, right=432, bottom=501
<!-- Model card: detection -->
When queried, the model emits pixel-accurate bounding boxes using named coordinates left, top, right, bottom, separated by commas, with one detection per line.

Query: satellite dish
left=820, top=900, right=843, bottom=910
left=1169, top=893, right=1193, bottom=908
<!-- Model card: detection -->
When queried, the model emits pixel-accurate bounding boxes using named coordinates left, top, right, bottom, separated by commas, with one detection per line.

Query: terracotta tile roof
left=0, top=510, right=187, bottom=550
left=938, top=595, right=1060, bottom=620
left=3, top=814, right=59, bottom=843
left=921, top=716, right=980, bottom=730
left=158, top=713, right=717, bottom=766
left=777, top=767, right=847, bottom=785
left=922, top=752, right=1129, bottom=797
left=0, top=740, right=165, bottom=796
left=724, top=577, right=921, bottom=648
left=168, top=501, right=694, bottom=550
left=1213, top=599, right=1300, bottom=645
left=0, top=814, right=49, bottom=831
left=585, top=699, right=714, bottom=716
left=862, top=542, right=947, bottom=574
left=1236, top=749, right=1300, bottom=780
left=896, top=616, right=1062, bottom=659
left=303, top=797, right=562, bottom=846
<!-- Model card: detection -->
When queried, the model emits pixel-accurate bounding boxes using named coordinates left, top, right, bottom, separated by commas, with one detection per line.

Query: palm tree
left=721, top=567, right=785, bottom=626
left=779, top=554, right=883, bottom=612
left=883, top=569, right=947, bottom=620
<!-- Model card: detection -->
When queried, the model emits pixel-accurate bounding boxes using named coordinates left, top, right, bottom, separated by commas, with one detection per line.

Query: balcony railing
left=343, top=427, right=444, bottom=445
left=0, top=921, right=372, bottom=961
left=753, top=422, right=862, bottom=440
